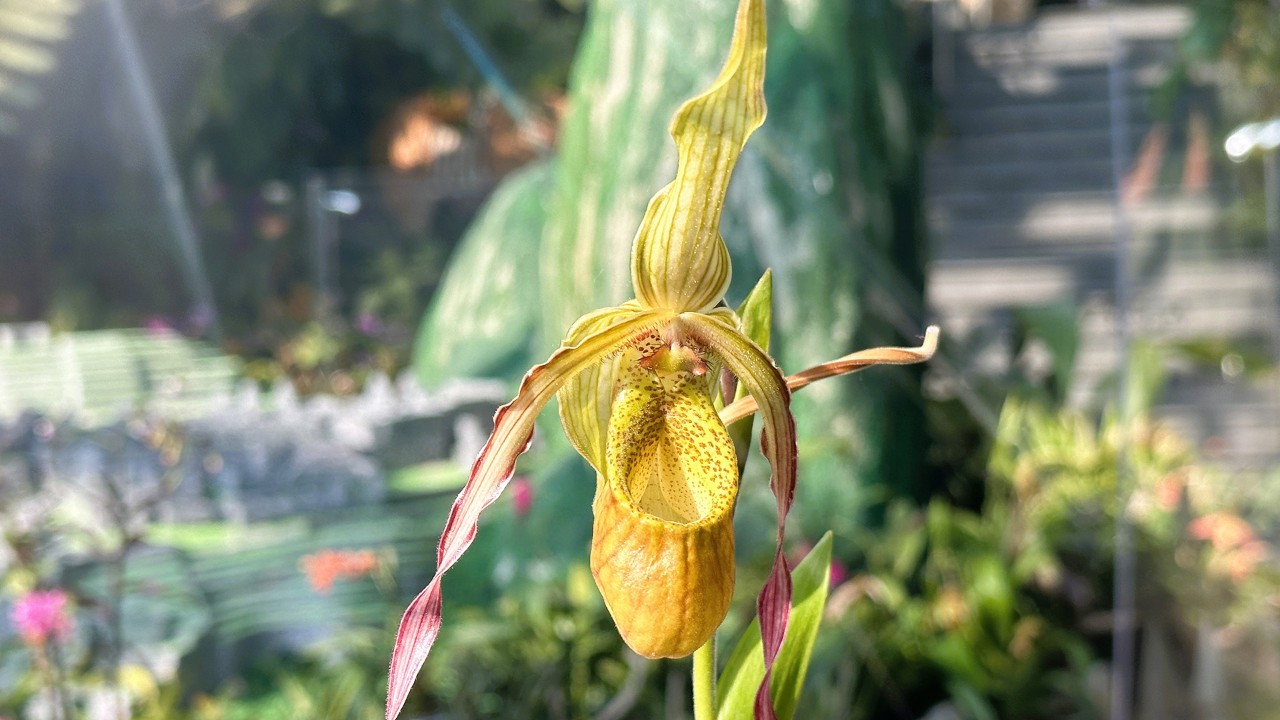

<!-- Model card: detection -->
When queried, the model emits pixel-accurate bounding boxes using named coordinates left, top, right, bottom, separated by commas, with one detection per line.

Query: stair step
left=931, top=188, right=1112, bottom=215
left=945, top=68, right=1161, bottom=109
left=930, top=155, right=1116, bottom=196
left=931, top=254, right=1269, bottom=320
left=930, top=170, right=1114, bottom=198
left=924, top=6, right=1273, bottom=466
left=944, top=99, right=1149, bottom=136
left=961, top=37, right=1180, bottom=71
left=928, top=194, right=1220, bottom=248
left=929, top=255, right=1116, bottom=311
left=931, top=126, right=1149, bottom=163
left=959, top=6, right=1190, bottom=62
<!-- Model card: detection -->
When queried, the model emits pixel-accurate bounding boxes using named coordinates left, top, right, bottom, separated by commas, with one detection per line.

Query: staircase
left=926, top=4, right=1280, bottom=467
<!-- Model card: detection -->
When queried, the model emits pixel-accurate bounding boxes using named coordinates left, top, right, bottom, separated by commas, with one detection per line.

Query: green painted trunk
left=414, top=0, right=931, bottom=536
left=413, top=160, right=553, bottom=383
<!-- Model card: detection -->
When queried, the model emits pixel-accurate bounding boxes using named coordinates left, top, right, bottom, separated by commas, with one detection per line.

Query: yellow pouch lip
left=590, top=341, right=740, bottom=658
left=591, top=478, right=736, bottom=659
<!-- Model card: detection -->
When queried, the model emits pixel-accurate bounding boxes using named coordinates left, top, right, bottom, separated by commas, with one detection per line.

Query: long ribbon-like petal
left=719, top=326, right=940, bottom=426
left=680, top=312, right=795, bottom=720
left=385, top=310, right=667, bottom=720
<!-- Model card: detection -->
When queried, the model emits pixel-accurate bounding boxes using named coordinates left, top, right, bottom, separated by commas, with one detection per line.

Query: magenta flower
left=510, top=476, right=533, bottom=519
left=10, top=590, right=74, bottom=646
left=143, top=316, right=173, bottom=336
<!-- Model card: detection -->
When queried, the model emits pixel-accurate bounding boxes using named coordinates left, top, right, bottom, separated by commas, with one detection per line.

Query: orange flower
left=1189, top=512, right=1256, bottom=551
left=1222, top=541, right=1267, bottom=583
left=300, top=549, right=380, bottom=594
left=1190, top=512, right=1269, bottom=583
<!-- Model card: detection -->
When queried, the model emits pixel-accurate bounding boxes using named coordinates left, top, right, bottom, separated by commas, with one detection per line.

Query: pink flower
left=143, top=316, right=173, bottom=336
left=10, top=590, right=74, bottom=646
left=829, top=558, right=849, bottom=588
left=511, top=476, right=533, bottom=519
left=355, top=312, right=384, bottom=336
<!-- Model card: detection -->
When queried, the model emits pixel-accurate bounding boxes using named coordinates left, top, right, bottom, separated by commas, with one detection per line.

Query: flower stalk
left=692, top=637, right=717, bottom=720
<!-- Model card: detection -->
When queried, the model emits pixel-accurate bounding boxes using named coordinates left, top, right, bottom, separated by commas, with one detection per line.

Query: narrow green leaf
left=716, top=531, right=832, bottom=720
left=947, top=680, right=999, bottom=720
left=737, top=269, right=773, bottom=353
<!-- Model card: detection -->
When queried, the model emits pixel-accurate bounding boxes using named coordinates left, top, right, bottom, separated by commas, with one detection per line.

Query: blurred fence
left=927, top=4, right=1280, bottom=719
left=927, top=2, right=1280, bottom=469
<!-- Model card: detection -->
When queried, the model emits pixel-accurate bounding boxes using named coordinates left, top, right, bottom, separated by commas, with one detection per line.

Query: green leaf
left=717, top=532, right=833, bottom=720
left=736, top=269, right=773, bottom=353
left=1015, top=302, right=1079, bottom=403
left=947, top=680, right=999, bottom=720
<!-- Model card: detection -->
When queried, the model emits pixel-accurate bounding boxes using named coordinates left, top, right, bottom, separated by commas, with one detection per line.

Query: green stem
left=692, top=635, right=717, bottom=720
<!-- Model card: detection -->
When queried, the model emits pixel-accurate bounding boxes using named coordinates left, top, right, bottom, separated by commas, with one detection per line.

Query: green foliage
left=810, top=493, right=1094, bottom=720
left=1170, top=0, right=1280, bottom=254
left=718, top=533, right=833, bottom=720
left=190, top=7, right=435, bottom=182
left=7, top=0, right=584, bottom=387
left=1180, top=0, right=1280, bottom=117
left=421, top=564, right=644, bottom=719
left=198, top=624, right=393, bottom=720
left=798, top=359, right=1280, bottom=720
left=1014, top=303, right=1080, bottom=405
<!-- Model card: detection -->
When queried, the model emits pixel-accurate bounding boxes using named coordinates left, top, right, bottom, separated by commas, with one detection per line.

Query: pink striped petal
left=680, top=312, right=796, bottom=720
left=385, top=309, right=666, bottom=720
left=753, top=547, right=792, bottom=719
left=718, top=327, right=939, bottom=426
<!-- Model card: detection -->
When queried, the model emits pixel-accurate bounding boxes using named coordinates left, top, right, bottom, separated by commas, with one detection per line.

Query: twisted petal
left=631, top=0, right=767, bottom=313
left=592, top=350, right=739, bottom=658
left=679, top=312, right=796, bottom=720
left=386, top=309, right=666, bottom=720
left=719, top=326, right=941, bottom=426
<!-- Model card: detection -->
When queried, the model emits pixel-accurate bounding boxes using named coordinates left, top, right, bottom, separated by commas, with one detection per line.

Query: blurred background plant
left=799, top=342, right=1280, bottom=720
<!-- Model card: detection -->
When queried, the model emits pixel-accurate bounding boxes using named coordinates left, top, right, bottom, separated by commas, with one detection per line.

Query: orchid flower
left=386, top=1, right=937, bottom=717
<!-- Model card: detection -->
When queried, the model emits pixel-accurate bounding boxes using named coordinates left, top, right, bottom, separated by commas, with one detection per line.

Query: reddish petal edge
left=753, top=547, right=792, bottom=720
left=751, top=402, right=798, bottom=720
left=385, top=310, right=666, bottom=720
left=385, top=423, right=531, bottom=720
left=680, top=313, right=797, bottom=720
